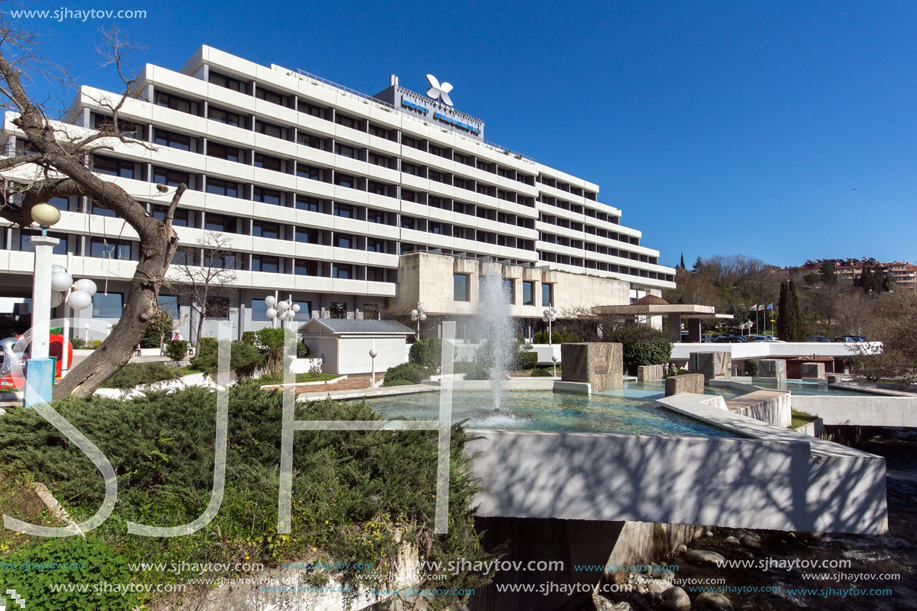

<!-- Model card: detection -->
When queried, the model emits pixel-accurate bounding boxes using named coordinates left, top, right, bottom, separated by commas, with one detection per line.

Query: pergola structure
left=593, top=295, right=733, bottom=343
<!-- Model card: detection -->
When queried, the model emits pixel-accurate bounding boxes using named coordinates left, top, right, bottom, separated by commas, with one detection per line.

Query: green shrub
left=381, top=378, right=416, bottom=387
left=140, top=308, right=174, bottom=349
left=530, top=367, right=554, bottom=377
left=603, top=326, right=672, bottom=374
left=458, top=362, right=490, bottom=380
left=89, top=339, right=102, bottom=349
left=409, top=338, right=443, bottom=370
left=191, top=340, right=264, bottom=376
left=165, top=339, right=188, bottom=362
left=70, top=337, right=86, bottom=349
left=0, top=385, right=497, bottom=602
left=256, top=328, right=295, bottom=377
left=0, top=536, right=140, bottom=610
left=383, top=362, right=429, bottom=385
left=100, top=362, right=183, bottom=389
left=297, top=341, right=310, bottom=358
left=745, top=359, right=760, bottom=376
left=241, top=331, right=257, bottom=345
left=518, top=350, right=538, bottom=370
left=532, top=331, right=578, bottom=344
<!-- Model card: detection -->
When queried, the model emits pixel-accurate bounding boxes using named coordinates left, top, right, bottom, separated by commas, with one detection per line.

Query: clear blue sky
left=9, top=0, right=916, bottom=268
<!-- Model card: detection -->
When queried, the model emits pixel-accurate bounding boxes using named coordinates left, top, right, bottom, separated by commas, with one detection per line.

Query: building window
left=294, top=260, right=318, bottom=276
left=253, top=187, right=282, bottom=206
left=90, top=238, right=132, bottom=260
left=522, top=281, right=534, bottom=306
left=367, top=267, right=387, bottom=282
left=251, top=255, right=280, bottom=273
left=299, top=102, right=325, bottom=118
left=155, top=91, right=198, bottom=115
left=369, top=181, right=389, bottom=196
left=334, top=204, right=353, bottom=218
left=255, top=120, right=284, bottom=139
left=254, top=154, right=283, bottom=171
left=367, top=209, right=386, bottom=224
left=335, top=234, right=354, bottom=249
left=207, top=142, right=242, bottom=163
left=542, top=283, right=553, bottom=307
left=335, top=143, right=358, bottom=159
left=204, top=213, right=237, bottom=233
left=334, top=173, right=355, bottom=189
left=454, top=274, right=470, bottom=302
left=252, top=221, right=280, bottom=239
left=151, top=205, right=190, bottom=227
left=370, top=125, right=389, bottom=138
left=402, top=162, right=417, bottom=176
left=296, top=164, right=323, bottom=180
left=368, top=153, right=389, bottom=167
left=93, top=155, right=135, bottom=179
left=332, top=264, right=352, bottom=279
left=330, top=302, right=347, bottom=318
left=93, top=292, right=123, bottom=318
left=158, top=295, right=179, bottom=318
left=429, top=222, right=443, bottom=235
left=336, top=114, right=357, bottom=129
left=154, top=129, right=192, bottom=151
left=401, top=217, right=415, bottom=230
left=203, top=251, right=238, bottom=269
left=153, top=167, right=190, bottom=187
left=208, top=106, right=244, bottom=127
left=295, top=196, right=322, bottom=212
left=295, top=227, right=318, bottom=243
left=503, top=279, right=515, bottom=304
left=255, top=87, right=285, bottom=106
left=206, top=178, right=240, bottom=198
left=48, top=197, right=69, bottom=211
left=367, top=238, right=384, bottom=253
left=209, top=72, right=245, bottom=92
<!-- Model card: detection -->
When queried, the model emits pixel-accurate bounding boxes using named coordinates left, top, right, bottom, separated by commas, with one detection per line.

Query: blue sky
left=8, top=0, right=916, bottom=268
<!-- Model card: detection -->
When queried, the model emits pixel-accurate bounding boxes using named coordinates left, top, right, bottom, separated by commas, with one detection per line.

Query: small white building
left=299, top=319, right=414, bottom=375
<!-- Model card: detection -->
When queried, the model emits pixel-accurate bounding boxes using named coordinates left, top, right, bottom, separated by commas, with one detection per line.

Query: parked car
left=701, top=335, right=713, bottom=343
left=745, top=335, right=768, bottom=342
left=763, top=335, right=783, bottom=342
left=806, top=335, right=832, bottom=342
left=834, top=335, right=867, bottom=343
left=713, top=335, right=748, bottom=343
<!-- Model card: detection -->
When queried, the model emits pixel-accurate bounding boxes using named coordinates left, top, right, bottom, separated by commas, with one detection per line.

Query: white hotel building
left=0, top=46, right=675, bottom=341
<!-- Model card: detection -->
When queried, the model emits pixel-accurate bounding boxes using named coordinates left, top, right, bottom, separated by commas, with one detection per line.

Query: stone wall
left=637, top=364, right=664, bottom=382
left=801, top=362, right=826, bottom=380
left=759, top=359, right=787, bottom=382
left=664, top=374, right=705, bottom=396
left=561, top=343, right=623, bottom=392
left=688, top=351, right=731, bottom=383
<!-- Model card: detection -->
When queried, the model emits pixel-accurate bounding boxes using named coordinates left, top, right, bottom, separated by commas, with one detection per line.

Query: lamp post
left=411, top=304, right=426, bottom=340
left=84, top=324, right=90, bottom=343
left=552, top=354, right=559, bottom=378
left=542, top=307, right=558, bottom=345
left=264, top=294, right=300, bottom=330
left=24, top=203, right=61, bottom=407
left=369, top=343, right=378, bottom=388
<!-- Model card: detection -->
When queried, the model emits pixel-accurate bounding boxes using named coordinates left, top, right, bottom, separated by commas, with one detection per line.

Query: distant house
left=299, top=319, right=414, bottom=375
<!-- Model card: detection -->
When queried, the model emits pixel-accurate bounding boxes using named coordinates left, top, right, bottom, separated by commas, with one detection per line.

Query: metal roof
left=302, top=318, right=414, bottom=335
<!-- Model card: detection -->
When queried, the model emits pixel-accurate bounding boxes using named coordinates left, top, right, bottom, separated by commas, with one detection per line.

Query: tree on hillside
left=788, top=279, right=805, bottom=340
left=679, top=252, right=685, bottom=269
left=819, top=260, right=838, bottom=285
left=777, top=281, right=791, bottom=341
left=0, top=25, right=187, bottom=397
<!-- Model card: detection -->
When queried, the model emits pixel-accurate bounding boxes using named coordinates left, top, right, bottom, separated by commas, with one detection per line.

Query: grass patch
left=0, top=466, right=57, bottom=554
left=790, top=410, right=819, bottom=429
left=259, top=372, right=340, bottom=385
left=0, top=383, right=495, bottom=609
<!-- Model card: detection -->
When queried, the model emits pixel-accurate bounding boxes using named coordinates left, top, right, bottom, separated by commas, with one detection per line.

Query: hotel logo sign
left=425, top=74, right=454, bottom=107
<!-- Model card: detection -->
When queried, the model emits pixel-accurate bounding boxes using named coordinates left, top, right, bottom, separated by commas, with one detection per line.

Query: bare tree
left=0, top=22, right=188, bottom=397
left=168, top=232, right=237, bottom=355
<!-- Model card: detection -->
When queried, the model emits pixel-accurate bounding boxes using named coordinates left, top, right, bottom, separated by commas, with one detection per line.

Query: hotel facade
left=0, top=46, right=675, bottom=341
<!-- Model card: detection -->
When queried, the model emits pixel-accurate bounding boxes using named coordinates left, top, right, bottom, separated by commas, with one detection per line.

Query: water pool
left=749, top=379, right=879, bottom=396
left=364, top=390, right=738, bottom=438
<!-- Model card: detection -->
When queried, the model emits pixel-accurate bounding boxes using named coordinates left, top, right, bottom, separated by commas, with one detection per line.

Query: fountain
left=475, top=263, right=515, bottom=410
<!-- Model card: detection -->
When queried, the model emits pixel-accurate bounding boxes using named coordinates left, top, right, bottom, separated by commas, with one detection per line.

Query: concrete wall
left=467, top=411, right=887, bottom=535
left=792, top=395, right=917, bottom=428
left=725, top=389, right=792, bottom=428
left=664, top=373, right=704, bottom=396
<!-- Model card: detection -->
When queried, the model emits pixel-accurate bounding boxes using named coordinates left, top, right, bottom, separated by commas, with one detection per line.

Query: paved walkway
left=295, top=375, right=374, bottom=393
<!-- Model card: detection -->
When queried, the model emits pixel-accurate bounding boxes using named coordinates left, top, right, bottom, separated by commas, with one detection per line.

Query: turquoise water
left=364, top=390, right=738, bottom=438
left=749, top=379, right=879, bottom=396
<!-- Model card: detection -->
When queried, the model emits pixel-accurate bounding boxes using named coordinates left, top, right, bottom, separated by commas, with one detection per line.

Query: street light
left=551, top=354, right=559, bottom=378
left=49, top=255, right=97, bottom=376
left=264, top=294, right=300, bottom=329
left=24, top=203, right=63, bottom=407
left=369, top=343, right=378, bottom=388
left=411, top=304, right=426, bottom=340
left=542, top=307, right=558, bottom=345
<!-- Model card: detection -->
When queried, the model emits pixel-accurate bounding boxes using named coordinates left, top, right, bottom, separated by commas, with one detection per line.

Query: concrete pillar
left=687, top=318, right=702, bottom=342
left=667, top=313, right=682, bottom=343
left=25, top=236, right=60, bottom=407
left=759, top=359, right=787, bottom=383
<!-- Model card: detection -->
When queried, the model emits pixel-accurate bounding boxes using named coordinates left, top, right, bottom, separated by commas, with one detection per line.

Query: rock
left=675, top=544, right=688, bottom=553
left=694, top=591, right=735, bottom=610
left=659, top=602, right=680, bottom=611
left=741, top=534, right=761, bottom=549
left=647, top=582, right=668, bottom=594
left=662, top=586, right=691, bottom=611
left=705, top=529, right=714, bottom=537
left=725, top=536, right=740, bottom=544
left=683, top=550, right=726, bottom=565
left=739, top=550, right=755, bottom=560
left=593, top=596, right=630, bottom=611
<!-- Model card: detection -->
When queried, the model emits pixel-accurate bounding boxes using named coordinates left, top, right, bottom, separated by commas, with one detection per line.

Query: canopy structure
left=593, top=296, right=733, bottom=342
